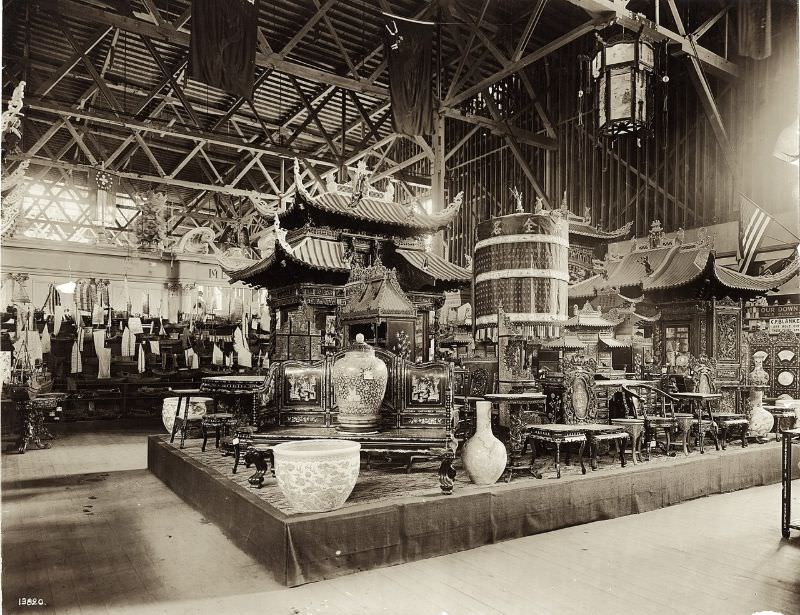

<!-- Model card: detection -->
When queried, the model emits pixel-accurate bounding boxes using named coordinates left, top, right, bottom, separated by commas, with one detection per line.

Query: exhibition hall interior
left=1, top=0, right=799, bottom=613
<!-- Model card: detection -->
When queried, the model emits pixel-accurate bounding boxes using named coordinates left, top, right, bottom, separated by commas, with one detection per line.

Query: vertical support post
left=431, top=112, right=446, bottom=256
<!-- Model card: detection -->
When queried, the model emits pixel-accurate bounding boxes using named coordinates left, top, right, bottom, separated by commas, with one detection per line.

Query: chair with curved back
left=562, top=356, right=628, bottom=470
left=526, top=355, right=627, bottom=477
left=621, top=383, right=694, bottom=456
left=691, top=354, right=746, bottom=450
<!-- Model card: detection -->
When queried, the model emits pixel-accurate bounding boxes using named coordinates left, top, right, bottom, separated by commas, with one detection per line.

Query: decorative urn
left=747, top=352, right=774, bottom=440
left=273, top=440, right=361, bottom=513
left=332, top=333, right=388, bottom=433
left=162, top=396, right=214, bottom=436
left=461, top=401, right=508, bottom=485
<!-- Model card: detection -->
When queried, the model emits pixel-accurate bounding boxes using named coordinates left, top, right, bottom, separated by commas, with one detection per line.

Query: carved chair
left=561, top=356, right=628, bottom=470
left=525, top=356, right=626, bottom=478
left=690, top=354, right=747, bottom=450
left=620, top=383, right=689, bottom=456
left=454, top=361, right=496, bottom=440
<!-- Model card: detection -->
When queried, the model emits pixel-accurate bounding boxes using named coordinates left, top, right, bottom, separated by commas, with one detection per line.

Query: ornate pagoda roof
left=565, top=302, right=617, bottom=328
left=395, top=249, right=471, bottom=284
left=342, top=263, right=416, bottom=320
left=285, top=159, right=463, bottom=232
left=568, top=211, right=632, bottom=243
left=540, top=335, right=587, bottom=350
left=226, top=217, right=470, bottom=289
left=569, top=221, right=799, bottom=300
left=224, top=225, right=349, bottom=282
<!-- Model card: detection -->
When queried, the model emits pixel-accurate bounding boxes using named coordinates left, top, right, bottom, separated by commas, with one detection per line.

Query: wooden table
left=781, top=428, right=800, bottom=538
left=671, top=392, right=722, bottom=454
left=527, top=424, right=587, bottom=479
left=484, top=392, right=546, bottom=481
left=764, top=406, right=798, bottom=443
left=200, top=374, right=269, bottom=425
left=594, top=379, right=656, bottom=388
left=15, top=394, right=64, bottom=454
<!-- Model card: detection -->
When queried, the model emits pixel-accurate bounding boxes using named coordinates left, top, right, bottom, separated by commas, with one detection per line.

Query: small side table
left=227, top=425, right=258, bottom=473
left=201, top=413, right=237, bottom=452
left=781, top=428, right=800, bottom=538
left=711, top=412, right=749, bottom=449
left=764, top=406, right=797, bottom=443
left=527, top=425, right=587, bottom=479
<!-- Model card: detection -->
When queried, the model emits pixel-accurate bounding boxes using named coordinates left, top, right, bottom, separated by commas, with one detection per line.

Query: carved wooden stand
left=781, top=428, right=800, bottom=538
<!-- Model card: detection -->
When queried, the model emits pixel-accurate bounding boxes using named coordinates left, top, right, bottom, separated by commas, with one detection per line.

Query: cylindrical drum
left=473, top=210, right=569, bottom=337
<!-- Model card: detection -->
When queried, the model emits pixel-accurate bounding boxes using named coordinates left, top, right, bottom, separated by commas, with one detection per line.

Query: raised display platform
left=148, top=435, right=799, bottom=587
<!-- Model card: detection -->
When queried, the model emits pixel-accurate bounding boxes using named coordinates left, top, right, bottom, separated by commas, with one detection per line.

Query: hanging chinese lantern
left=593, top=30, right=657, bottom=137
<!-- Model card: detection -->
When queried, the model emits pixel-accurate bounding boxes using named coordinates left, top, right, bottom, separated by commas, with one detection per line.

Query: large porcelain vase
left=273, top=440, right=361, bottom=513
left=332, top=334, right=388, bottom=433
left=461, top=401, right=507, bottom=485
left=162, top=396, right=213, bottom=434
left=748, top=356, right=774, bottom=439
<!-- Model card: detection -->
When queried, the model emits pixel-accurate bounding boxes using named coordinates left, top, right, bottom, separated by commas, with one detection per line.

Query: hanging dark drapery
left=384, top=14, right=435, bottom=137
left=738, top=0, right=772, bottom=60
left=189, top=0, right=260, bottom=100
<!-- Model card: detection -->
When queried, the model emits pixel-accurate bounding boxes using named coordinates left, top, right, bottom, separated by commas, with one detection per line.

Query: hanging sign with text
left=768, top=317, right=800, bottom=334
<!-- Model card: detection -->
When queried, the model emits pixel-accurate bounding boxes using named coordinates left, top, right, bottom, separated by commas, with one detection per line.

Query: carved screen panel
left=400, top=362, right=451, bottom=429
left=714, top=310, right=741, bottom=364
left=771, top=330, right=799, bottom=398
left=278, top=361, right=328, bottom=426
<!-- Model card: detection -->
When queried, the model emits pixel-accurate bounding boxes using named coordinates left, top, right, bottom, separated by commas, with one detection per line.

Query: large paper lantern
left=593, top=33, right=656, bottom=137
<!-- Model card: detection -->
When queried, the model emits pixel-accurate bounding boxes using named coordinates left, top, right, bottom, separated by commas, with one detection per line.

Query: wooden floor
left=2, top=427, right=799, bottom=615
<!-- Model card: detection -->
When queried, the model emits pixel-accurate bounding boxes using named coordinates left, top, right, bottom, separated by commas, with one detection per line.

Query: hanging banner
left=190, top=0, right=260, bottom=100
left=384, top=14, right=434, bottom=136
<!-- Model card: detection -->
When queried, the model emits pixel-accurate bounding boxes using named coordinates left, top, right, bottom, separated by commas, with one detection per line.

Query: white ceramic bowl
left=161, top=397, right=213, bottom=434
left=273, top=440, right=361, bottom=513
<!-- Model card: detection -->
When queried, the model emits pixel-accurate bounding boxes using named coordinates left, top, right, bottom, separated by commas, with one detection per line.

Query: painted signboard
left=768, top=317, right=800, bottom=334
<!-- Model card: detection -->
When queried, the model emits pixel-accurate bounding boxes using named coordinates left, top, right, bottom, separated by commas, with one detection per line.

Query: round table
left=611, top=418, right=646, bottom=464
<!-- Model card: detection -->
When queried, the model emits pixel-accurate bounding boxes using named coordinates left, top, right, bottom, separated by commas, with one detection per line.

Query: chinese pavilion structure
left=569, top=221, right=800, bottom=411
left=225, top=160, right=471, bottom=361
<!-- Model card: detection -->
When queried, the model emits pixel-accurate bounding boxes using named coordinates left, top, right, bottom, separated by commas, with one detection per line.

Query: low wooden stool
left=580, top=424, right=628, bottom=471
left=202, top=413, right=236, bottom=452
left=712, top=412, right=748, bottom=449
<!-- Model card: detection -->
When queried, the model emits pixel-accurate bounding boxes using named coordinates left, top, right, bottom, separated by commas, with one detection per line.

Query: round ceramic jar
left=273, top=439, right=361, bottom=513
left=162, top=396, right=213, bottom=434
left=332, top=334, right=388, bottom=433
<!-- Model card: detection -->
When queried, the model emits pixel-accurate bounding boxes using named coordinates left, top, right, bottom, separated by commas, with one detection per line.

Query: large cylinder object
left=474, top=210, right=569, bottom=339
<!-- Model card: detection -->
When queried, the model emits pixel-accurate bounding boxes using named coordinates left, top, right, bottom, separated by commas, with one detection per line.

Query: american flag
left=737, top=195, right=773, bottom=273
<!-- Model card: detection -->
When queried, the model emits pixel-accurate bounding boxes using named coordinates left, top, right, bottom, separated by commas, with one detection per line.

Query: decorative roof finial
left=511, top=186, right=523, bottom=212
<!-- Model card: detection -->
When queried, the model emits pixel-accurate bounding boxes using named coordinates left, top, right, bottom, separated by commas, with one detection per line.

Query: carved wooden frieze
left=715, top=312, right=740, bottom=362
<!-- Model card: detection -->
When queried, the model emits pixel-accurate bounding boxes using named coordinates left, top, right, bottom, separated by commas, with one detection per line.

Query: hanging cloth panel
left=41, top=327, right=51, bottom=354
left=385, top=15, right=434, bottom=136
left=738, top=0, right=772, bottom=60
left=189, top=0, right=260, bottom=100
